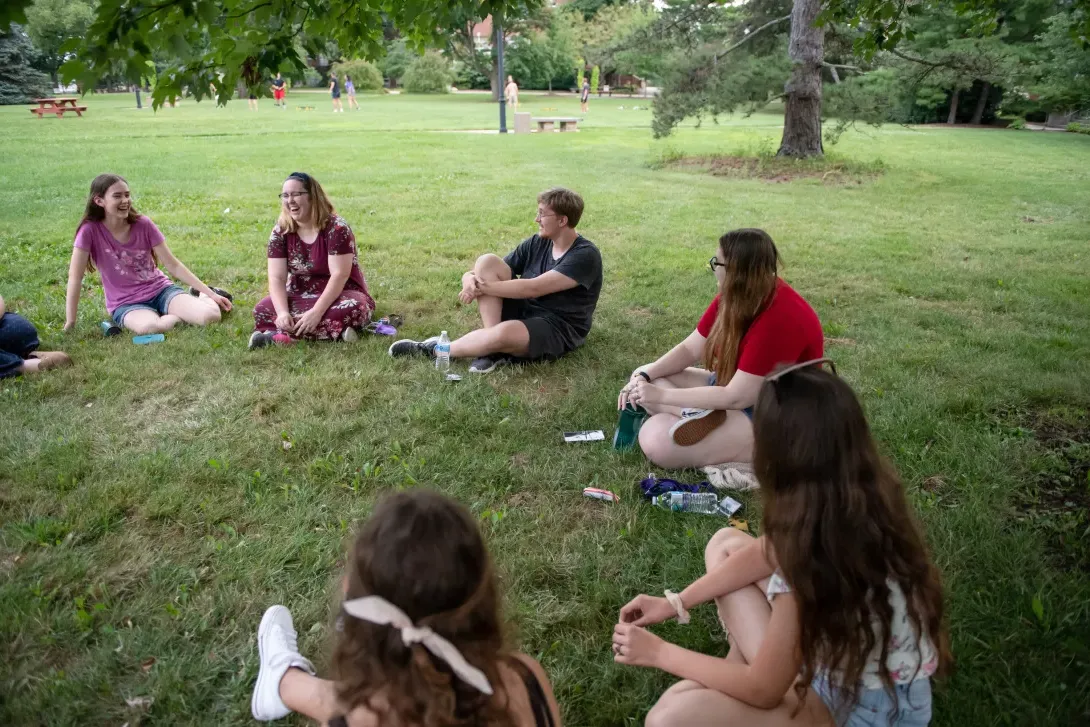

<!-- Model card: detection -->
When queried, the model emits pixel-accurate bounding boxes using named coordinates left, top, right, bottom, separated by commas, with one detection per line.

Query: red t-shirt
left=696, top=279, right=823, bottom=376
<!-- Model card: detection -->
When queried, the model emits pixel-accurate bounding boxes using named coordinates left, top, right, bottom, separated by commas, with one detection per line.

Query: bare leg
left=646, top=683, right=832, bottom=727
left=644, top=529, right=833, bottom=727
left=122, top=309, right=180, bottom=334
left=638, top=410, right=753, bottom=468
left=704, top=528, right=772, bottom=661
left=278, top=668, right=341, bottom=724
left=449, top=320, right=530, bottom=358
left=470, top=253, right=513, bottom=329
left=166, top=294, right=222, bottom=326
left=446, top=254, right=529, bottom=358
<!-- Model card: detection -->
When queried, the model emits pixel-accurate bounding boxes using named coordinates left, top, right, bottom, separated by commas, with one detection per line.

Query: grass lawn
left=2, top=90, right=1089, bottom=726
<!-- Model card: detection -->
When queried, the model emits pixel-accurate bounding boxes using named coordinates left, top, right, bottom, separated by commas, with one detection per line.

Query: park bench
left=533, top=116, right=581, bottom=132
left=30, top=98, right=87, bottom=118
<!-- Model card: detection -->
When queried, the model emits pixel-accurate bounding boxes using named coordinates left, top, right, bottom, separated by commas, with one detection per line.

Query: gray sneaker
left=248, top=331, right=274, bottom=350
left=388, top=335, right=440, bottom=358
left=469, top=355, right=512, bottom=374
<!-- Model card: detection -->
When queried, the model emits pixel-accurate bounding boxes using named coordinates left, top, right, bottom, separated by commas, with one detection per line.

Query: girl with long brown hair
left=64, top=174, right=233, bottom=334
left=618, top=228, right=822, bottom=478
left=250, top=489, right=561, bottom=727
left=613, top=362, right=951, bottom=727
left=249, top=172, right=375, bottom=349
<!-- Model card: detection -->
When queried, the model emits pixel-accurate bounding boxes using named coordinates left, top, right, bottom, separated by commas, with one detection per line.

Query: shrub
left=331, top=59, right=384, bottom=91
left=1009, top=117, right=1026, bottom=130
left=402, top=51, right=453, bottom=94
left=1066, top=122, right=1090, bottom=135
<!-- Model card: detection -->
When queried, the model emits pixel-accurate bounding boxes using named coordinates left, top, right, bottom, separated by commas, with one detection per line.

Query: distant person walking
left=345, top=74, right=360, bottom=110
left=329, top=72, right=343, bottom=113
left=271, top=72, right=286, bottom=109
left=248, top=91, right=258, bottom=111
left=505, top=75, right=519, bottom=110
left=580, top=78, right=590, bottom=113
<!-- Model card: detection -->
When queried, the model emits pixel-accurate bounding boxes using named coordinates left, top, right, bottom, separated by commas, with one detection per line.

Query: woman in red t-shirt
left=619, top=229, right=823, bottom=471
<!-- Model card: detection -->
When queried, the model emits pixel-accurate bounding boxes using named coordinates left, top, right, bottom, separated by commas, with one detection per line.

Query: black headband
left=287, top=171, right=311, bottom=184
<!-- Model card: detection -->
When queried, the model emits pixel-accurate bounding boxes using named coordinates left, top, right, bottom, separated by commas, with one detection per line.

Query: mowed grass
left=1, top=90, right=1089, bottom=726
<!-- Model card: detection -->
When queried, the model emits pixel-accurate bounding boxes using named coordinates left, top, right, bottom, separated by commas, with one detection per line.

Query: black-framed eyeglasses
left=708, top=256, right=727, bottom=272
left=279, top=191, right=310, bottom=201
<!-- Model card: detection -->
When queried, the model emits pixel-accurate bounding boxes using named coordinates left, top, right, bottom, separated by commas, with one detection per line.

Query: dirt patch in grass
left=1009, top=407, right=1090, bottom=571
left=666, top=155, right=884, bottom=184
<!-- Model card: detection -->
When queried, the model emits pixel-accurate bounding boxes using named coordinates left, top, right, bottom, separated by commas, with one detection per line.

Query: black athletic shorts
left=501, top=299, right=583, bottom=361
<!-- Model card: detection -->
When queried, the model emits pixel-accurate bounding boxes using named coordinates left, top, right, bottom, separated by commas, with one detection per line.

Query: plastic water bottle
left=652, top=491, right=720, bottom=514
left=435, top=331, right=451, bottom=373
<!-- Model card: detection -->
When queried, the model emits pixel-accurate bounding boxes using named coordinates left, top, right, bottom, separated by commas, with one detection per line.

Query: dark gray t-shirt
left=504, top=234, right=603, bottom=339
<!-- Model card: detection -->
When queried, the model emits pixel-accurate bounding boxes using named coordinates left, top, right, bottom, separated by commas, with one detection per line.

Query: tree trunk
left=777, top=0, right=825, bottom=158
left=947, top=88, right=959, bottom=124
left=970, top=81, right=990, bottom=125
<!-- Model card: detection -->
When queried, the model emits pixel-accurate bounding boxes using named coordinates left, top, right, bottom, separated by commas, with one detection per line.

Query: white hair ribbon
left=341, top=596, right=494, bottom=696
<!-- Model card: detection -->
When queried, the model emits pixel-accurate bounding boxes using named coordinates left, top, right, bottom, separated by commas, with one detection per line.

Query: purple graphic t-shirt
left=74, top=217, right=173, bottom=313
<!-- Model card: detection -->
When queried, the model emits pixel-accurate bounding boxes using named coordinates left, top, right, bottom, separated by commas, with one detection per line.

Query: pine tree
left=0, top=24, right=51, bottom=105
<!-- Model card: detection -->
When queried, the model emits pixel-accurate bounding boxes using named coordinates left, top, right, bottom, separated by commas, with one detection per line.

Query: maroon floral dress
left=252, top=215, right=375, bottom=340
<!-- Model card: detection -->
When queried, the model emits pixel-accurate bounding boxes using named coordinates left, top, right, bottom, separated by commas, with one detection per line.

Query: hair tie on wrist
left=637, top=371, right=651, bottom=382
left=664, top=590, right=690, bottom=624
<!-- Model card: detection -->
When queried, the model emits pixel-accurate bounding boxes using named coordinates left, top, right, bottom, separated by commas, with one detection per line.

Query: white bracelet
left=664, top=590, right=690, bottom=625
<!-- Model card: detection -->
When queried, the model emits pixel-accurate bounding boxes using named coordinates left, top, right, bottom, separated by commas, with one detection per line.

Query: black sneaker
left=388, top=336, right=439, bottom=358
left=248, top=331, right=274, bottom=350
left=191, top=286, right=234, bottom=301
left=469, top=355, right=512, bottom=374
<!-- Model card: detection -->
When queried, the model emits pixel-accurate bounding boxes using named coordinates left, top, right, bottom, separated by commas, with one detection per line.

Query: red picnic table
left=30, top=97, right=87, bottom=118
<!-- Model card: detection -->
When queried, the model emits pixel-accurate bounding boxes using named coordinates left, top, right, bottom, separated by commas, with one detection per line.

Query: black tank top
left=326, top=657, right=555, bottom=727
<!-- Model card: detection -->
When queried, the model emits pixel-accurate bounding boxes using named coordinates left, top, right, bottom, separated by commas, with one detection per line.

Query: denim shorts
left=112, top=285, right=186, bottom=325
left=706, top=372, right=753, bottom=419
left=812, top=673, right=933, bottom=727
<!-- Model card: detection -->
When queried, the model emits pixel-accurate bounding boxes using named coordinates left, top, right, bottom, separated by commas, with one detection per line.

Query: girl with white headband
left=251, top=489, right=562, bottom=726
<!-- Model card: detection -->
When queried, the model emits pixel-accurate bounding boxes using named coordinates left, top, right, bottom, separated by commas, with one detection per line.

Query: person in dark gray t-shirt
left=389, top=187, right=603, bottom=374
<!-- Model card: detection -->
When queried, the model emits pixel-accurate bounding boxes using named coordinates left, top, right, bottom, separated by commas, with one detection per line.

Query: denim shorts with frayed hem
left=111, top=284, right=186, bottom=326
left=812, top=672, right=933, bottom=727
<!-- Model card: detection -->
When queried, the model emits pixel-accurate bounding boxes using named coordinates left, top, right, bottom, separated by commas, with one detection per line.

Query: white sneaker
left=251, top=605, right=316, bottom=721
left=342, top=327, right=359, bottom=343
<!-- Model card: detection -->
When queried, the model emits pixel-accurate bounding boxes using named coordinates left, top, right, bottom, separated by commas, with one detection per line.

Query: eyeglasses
left=535, top=213, right=558, bottom=221
left=708, top=256, right=727, bottom=272
left=279, top=192, right=309, bottom=201
left=765, top=357, right=837, bottom=383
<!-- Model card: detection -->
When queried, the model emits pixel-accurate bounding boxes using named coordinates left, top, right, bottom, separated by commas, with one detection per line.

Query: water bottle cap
left=440, top=330, right=448, bottom=335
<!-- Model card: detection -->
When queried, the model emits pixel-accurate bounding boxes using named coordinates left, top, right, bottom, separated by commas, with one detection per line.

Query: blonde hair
left=537, top=187, right=584, bottom=228
left=277, top=172, right=335, bottom=233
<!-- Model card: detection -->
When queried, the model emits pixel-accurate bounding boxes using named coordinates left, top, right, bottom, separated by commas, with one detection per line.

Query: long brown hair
left=277, top=171, right=335, bottom=234
left=702, top=229, right=780, bottom=383
left=752, top=367, right=952, bottom=715
left=74, top=173, right=144, bottom=273
left=332, top=490, right=516, bottom=727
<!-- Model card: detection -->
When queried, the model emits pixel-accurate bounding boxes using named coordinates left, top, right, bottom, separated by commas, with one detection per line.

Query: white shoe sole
left=252, top=606, right=289, bottom=721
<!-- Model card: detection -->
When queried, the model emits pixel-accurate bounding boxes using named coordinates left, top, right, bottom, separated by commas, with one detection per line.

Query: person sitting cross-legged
left=618, top=229, right=823, bottom=476
left=389, top=188, right=602, bottom=373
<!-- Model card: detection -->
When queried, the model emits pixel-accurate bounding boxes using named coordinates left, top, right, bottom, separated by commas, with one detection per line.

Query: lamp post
left=496, top=19, right=507, bottom=133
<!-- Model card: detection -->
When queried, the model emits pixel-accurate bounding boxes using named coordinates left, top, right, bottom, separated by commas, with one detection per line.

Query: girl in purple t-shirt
left=65, top=174, right=233, bottom=334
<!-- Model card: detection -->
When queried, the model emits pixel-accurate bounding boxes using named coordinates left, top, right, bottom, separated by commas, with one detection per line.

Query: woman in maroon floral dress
left=250, top=172, right=375, bottom=348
